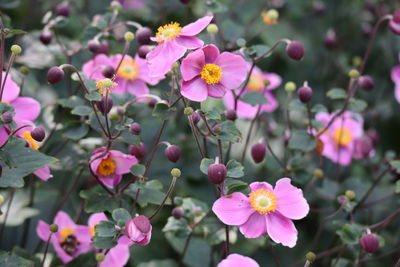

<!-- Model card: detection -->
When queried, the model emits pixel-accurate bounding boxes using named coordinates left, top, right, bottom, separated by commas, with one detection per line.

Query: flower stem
left=0, top=189, right=15, bottom=242
left=41, top=232, right=53, bottom=267
left=149, top=176, right=177, bottom=220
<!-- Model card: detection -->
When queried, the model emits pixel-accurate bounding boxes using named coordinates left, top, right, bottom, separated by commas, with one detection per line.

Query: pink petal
left=33, top=165, right=53, bottom=181
left=181, top=49, right=205, bottom=81
left=88, top=213, right=107, bottom=228
left=203, top=44, right=220, bottom=63
left=249, top=182, right=274, bottom=192
left=100, top=242, right=130, bottom=267
left=176, top=36, right=204, bottom=49
left=180, top=15, right=213, bottom=36
left=126, top=79, right=150, bottom=97
left=101, top=174, right=123, bottom=188
left=112, top=77, right=128, bottom=94
left=54, top=211, right=76, bottom=231
left=109, top=150, right=138, bottom=174
left=266, top=212, right=298, bottom=248
left=1, top=72, right=20, bottom=102
left=181, top=77, right=208, bottom=102
left=11, top=97, right=41, bottom=123
left=273, top=178, right=309, bottom=220
left=263, top=73, right=282, bottom=91
left=391, top=65, right=400, bottom=83
left=212, top=192, right=254, bottom=225
left=395, top=83, right=400, bottom=103
left=75, top=225, right=92, bottom=244
left=82, top=54, right=113, bottom=80
left=135, top=55, right=164, bottom=85
left=239, top=212, right=267, bottom=238
left=215, top=52, right=247, bottom=89
left=36, top=221, right=50, bottom=241
left=260, top=92, right=278, bottom=113
left=54, top=242, right=73, bottom=263
left=207, top=83, right=227, bottom=98
left=218, top=254, right=260, bottom=267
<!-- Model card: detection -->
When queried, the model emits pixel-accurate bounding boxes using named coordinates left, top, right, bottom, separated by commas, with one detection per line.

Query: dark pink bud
left=298, top=85, right=313, bottom=103
left=88, top=40, right=100, bottom=54
left=47, top=67, right=64, bottom=84
left=172, top=207, right=184, bottom=219
left=358, top=75, right=374, bottom=91
left=312, top=1, right=325, bottom=15
left=225, top=109, right=237, bottom=121
left=207, top=163, right=227, bottom=184
left=136, top=27, right=152, bottom=45
left=191, top=111, right=200, bottom=125
left=39, top=31, right=53, bottom=45
left=1, top=111, right=13, bottom=124
left=165, top=145, right=181, bottom=163
left=55, top=4, right=70, bottom=17
left=147, top=98, right=157, bottom=108
left=180, top=0, right=191, bottom=3
left=323, top=30, right=337, bottom=49
left=360, top=234, right=380, bottom=253
left=251, top=143, right=266, bottom=163
left=389, top=11, right=400, bottom=35
left=286, top=41, right=305, bottom=61
left=97, top=41, right=109, bottom=55
left=366, top=129, right=378, bottom=145
left=96, top=96, right=113, bottom=114
left=138, top=45, right=151, bottom=59
left=125, top=215, right=152, bottom=245
left=393, top=10, right=400, bottom=23
left=129, top=122, right=141, bottom=135
left=31, top=127, right=46, bottom=142
left=132, top=215, right=151, bottom=233
left=353, top=137, right=373, bottom=160
left=128, top=143, right=147, bottom=160
left=101, top=65, right=115, bottom=78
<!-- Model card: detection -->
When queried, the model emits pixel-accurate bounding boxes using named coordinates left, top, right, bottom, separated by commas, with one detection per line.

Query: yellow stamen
left=22, top=131, right=39, bottom=150
left=59, top=227, right=76, bottom=243
left=200, top=64, right=223, bottom=85
left=96, top=78, right=118, bottom=95
left=90, top=226, right=95, bottom=237
left=117, top=59, right=139, bottom=80
left=97, top=157, right=116, bottom=176
left=332, top=127, right=353, bottom=146
left=249, top=188, right=278, bottom=214
left=247, top=73, right=265, bottom=91
left=156, top=22, right=182, bottom=43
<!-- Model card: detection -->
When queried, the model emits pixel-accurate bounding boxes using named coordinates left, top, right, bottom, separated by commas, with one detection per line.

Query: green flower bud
left=306, top=251, right=316, bottom=262
left=50, top=224, right=59, bottom=233
left=207, top=23, right=219, bottom=34
left=313, top=168, right=324, bottom=179
left=184, top=107, right=194, bottom=116
left=345, top=190, right=356, bottom=200
left=19, top=66, right=29, bottom=75
left=284, top=81, right=296, bottom=92
left=348, top=69, right=360, bottom=79
left=266, top=9, right=279, bottom=22
left=171, top=168, right=181, bottom=178
left=96, top=253, right=105, bottom=262
left=11, top=45, right=22, bottom=54
left=124, top=31, right=135, bottom=42
left=0, top=194, right=4, bottom=205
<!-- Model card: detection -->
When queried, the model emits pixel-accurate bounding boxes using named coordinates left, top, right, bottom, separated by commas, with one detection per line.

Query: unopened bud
left=360, top=234, right=380, bottom=253
left=50, top=223, right=58, bottom=233
left=1, top=111, right=13, bottom=124
left=47, top=66, right=65, bottom=84
left=96, top=96, right=113, bottom=114
left=298, top=84, right=313, bottom=103
left=128, top=143, right=147, bottom=160
left=165, top=145, right=181, bottom=163
left=184, top=107, right=193, bottom=116
left=95, top=253, right=105, bottom=262
left=358, top=75, right=374, bottom=91
left=251, top=143, right=266, bottom=163
left=88, top=40, right=100, bottom=54
left=323, top=29, right=337, bottom=49
left=124, top=31, right=135, bottom=42
left=286, top=41, right=305, bottom=61
left=129, top=122, right=141, bottom=135
left=55, top=3, right=70, bottom=17
left=136, top=27, right=152, bottom=45
left=40, top=31, right=53, bottom=45
left=171, top=168, right=181, bottom=178
left=348, top=69, right=360, bottom=79
left=31, top=127, right=46, bottom=142
left=191, top=111, right=200, bottom=124
left=11, top=45, right=22, bottom=54
left=207, top=163, right=227, bottom=184
left=138, top=45, right=152, bottom=59
left=284, top=81, right=296, bottom=92
left=19, top=66, right=29, bottom=75
left=345, top=190, right=356, bottom=200
left=305, top=252, right=316, bottom=262
left=313, top=168, right=324, bottom=179
left=172, top=207, right=184, bottom=219
left=207, top=24, right=219, bottom=34
left=225, top=109, right=237, bottom=121
left=102, top=65, right=115, bottom=78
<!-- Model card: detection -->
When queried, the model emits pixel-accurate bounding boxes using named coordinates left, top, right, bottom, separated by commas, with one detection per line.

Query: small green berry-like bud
left=184, top=107, right=194, bottom=116
left=50, top=224, right=59, bottom=233
left=19, top=66, right=29, bottom=75
left=172, top=62, right=180, bottom=70
left=266, top=9, right=279, bottom=22
left=124, top=31, right=135, bottom=42
left=11, top=45, right=22, bottom=54
left=348, top=69, right=360, bottom=79
left=345, top=190, right=356, bottom=200
left=284, top=81, right=296, bottom=92
left=306, top=251, right=316, bottom=262
left=101, top=78, right=114, bottom=88
left=171, top=168, right=181, bottom=178
left=313, top=168, right=324, bottom=179
left=96, top=253, right=105, bottom=262
left=207, top=23, right=219, bottom=34
left=0, top=194, right=4, bottom=205
left=352, top=56, right=362, bottom=67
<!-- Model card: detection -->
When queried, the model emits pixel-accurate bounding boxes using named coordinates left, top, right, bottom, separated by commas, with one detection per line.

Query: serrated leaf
left=92, top=236, right=117, bottom=249
left=336, top=224, right=363, bottom=245
left=152, top=103, right=175, bottom=120
left=205, top=108, right=222, bottom=120
left=112, top=208, right=131, bottom=227
left=58, top=96, right=85, bottom=109
left=95, top=221, right=116, bottom=237
left=349, top=99, right=367, bottom=113
left=217, top=121, right=242, bottom=143
left=63, top=124, right=89, bottom=140
left=241, top=92, right=269, bottom=106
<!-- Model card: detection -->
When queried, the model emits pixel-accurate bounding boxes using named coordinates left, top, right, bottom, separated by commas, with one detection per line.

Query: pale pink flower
left=125, top=215, right=152, bottom=245
left=391, top=65, right=400, bottom=103
left=218, top=254, right=259, bottom=267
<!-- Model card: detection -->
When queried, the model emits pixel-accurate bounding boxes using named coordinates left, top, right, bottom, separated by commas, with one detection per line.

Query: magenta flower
left=388, top=10, right=400, bottom=35
left=212, top=178, right=309, bottom=248
left=315, top=111, right=364, bottom=166
left=125, top=215, right=152, bottom=245
left=353, top=136, right=374, bottom=160
left=88, top=213, right=131, bottom=267
left=82, top=54, right=163, bottom=97
left=90, top=147, right=138, bottom=188
left=217, top=254, right=259, bottom=267
left=223, top=64, right=281, bottom=119
left=118, top=0, right=145, bottom=10
left=180, top=45, right=247, bottom=102
left=36, top=211, right=92, bottom=264
left=391, top=65, right=400, bottom=103
left=146, top=15, right=213, bottom=78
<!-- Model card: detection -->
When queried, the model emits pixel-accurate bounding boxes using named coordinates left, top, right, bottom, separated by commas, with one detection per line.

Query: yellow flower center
left=247, top=73, right=265, bottom=91
left=90, top=226, right=95, bottom=237
left=200, top=64, right=223, bottom=85
left=249, top=189, right=278, bottom=214
left=332, top=127, right=353, bottom=146
left=117, top=59, right=139, bottom=80
left=59, top=227, right=76, bottom=243
left=156, top=22, right=182, bottom=43
left=22, top=131, right=39, bottom=150
left=96, top=78, right=118, bottom=95
left=97, top=157, right=116, bottom=176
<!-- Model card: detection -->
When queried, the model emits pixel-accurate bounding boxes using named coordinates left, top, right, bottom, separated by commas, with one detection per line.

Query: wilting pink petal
left=212, top=192, right=254, bottom=225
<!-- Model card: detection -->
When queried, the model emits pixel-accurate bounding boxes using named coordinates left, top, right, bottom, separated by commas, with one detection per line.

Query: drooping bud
left=96, top=96, right=113, bottom=114
left=172, top=207, right=184, bottom=219
left=1, top=111, right=13, bottom=124
left=138, top=45, right=152, bottom=59
left=298, top=83, right=313, bottom=103
left=129, top=122, right=141, bottom=135
left=128, top=143, right=147, bottom=160
left=40, top=31, right=53, bottom=45
left=358, top=75, right=374, bottom=91
left=225, top=109, right=237, bottom=121
left=87, top=40, right=100, bottom=54
left=286, top=41, right=305, bottom=61
left=360, top=233, right=380, bottom=253
left=191, top=111, right=200, bottom=124
left=125, top=215, right=152, bottom=245
left=323, top=29, right=337, bottom=49
left=388, top=10, right=400, bottom=35
left=19, top=66, right=29, bottom=75
left=102, top=65, right=115, bottom=78
left=170, top=168, right=181, bottom=178
left=165, top=145, right=181, bottom=163
left=55, top=3, right=70, bottom=17
left=207, top=163, right=227, bottom=184
left=31, top=127, right=46, bottom=142
left=97, top=40, right=109, bottom=55
left=47, top=66, right=65, bottom=84
left=50, top=223, right=59, bottom=233
left=136, top=27, right=152, bottom=45
left=251, top=143, right=266, bottom=163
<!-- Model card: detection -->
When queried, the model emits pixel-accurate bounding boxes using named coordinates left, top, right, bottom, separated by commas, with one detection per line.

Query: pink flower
left=146, top=15, right=213, bottom=78
left=36, top=211, right=92, bottom=264
left=353, top=136, right=374, bottom=160
left=212, top=178, right=309, bottom=248
left=391, top=65, right=400, bottom=103
left=90, top=147, right=138, bottom=188
left=223, top=64, right=281, bottom=119
left=217, top=254, right=259, bottom=267
left=388, top=10, right=400, bottom=35
left=118, top=0, right=145, bottom=10
left=180, top=45, right=247, bottom=102
left=315, top=111, right=364, bottom=166
left=82, top=54, right=163, bottom=97
left=125, top=215, right=152, bottom=245
left=88, top=213, right=130, bottom=267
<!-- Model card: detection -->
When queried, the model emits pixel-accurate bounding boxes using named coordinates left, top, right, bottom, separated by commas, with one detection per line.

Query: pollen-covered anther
left=156, top=22, right=182, bottom=42
left=97, top=157, right=116, bottom=176
left=96, top=78, right=118, bottom=95
left=249, top=189, right=278, bottom=214
left=200, top=64, right=222, bottom=85
left=117, top=59, right=139, bottom=80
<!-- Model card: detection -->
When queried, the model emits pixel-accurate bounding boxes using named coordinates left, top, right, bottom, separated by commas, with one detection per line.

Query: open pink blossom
left=212, top=178, right=309, bottom=248
left=314, top=111, right=364, bottom=166
left=218, top=254, right=259, bottom=267
left=180, top=44, right=247, bottom=102
left=125, top=215, right=152, bottom=245
left=90, top=147, right=138, bottom=188
left=388, top=10, right=400, bottom=35
left=146, top=15, right=213, bottom=78
left=391, top=65, right=400, bottom=103
left=118, top=0, right=145, bottom=10
left=223, top=64, right=281, bottom=119
left=88, top=213, right=130, bottom=267
left=36, top=211, right=92, bottom=264
left=82, top=54, right=163, bottom=97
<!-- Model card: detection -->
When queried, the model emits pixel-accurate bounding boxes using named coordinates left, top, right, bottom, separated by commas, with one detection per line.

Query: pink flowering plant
left=0, top=1, right=400, bottom=267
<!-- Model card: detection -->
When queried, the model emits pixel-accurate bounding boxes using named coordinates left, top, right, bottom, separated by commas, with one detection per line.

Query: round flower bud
left=207, top=24, right=219, bottom=34
left=102, top=65, right=115, bottom=78
left=251, top=143, right=266, bottom=163
left=389, top=10, right=400, bottom=35
left=1, top=111, right=13, bottom=124
left=298, top=85, right=313, bottom=103
left=31, top=127, right=46, bottom=142
left=11, top=45, right=22, bottom=55
left=50, top=223, right=59, bottom=233
left=96, top=96, right=113, bottom=114
left=180, top=0, right=191, bottom=3
left=225, top=109, right=237, bottom=121
left=129, top=143, right=147, bottom=160
left=284, top=81, right=296, bottom=92
left=348, top=69, right=360, bottom=79
left=266, top=9, right=279, bottom=22
left=313, top=168, right=324, bottom=179
left=55, top=4, right=70, bottom=17
left=184, top=107, right=194, bottom=116
left=136, top=27, right=152, bottom=45
left=171, top=168, right=181, bottom=178
left=165, top=145, right=181, bottom=163
left=207, top=163, right=227, bottom=184
left=191, top=111, right=200, bottom=124
left=138, top=45, right=151, bottom=59
left=323, top=29, right=337, bottom=49
left=47, top=66, right=65, bottom=84
left=19, top=66, right=29, bottom=75
left=345, top=190, right=356, bottom=200
left=172, top=207, right=184, bottom=219
left=312, top=1, right=325, bottom=15
left=124, top=31, right=135, bottom=42
left=39, top=31, right=53, bottom=45
left=129, top=122, right=141, bottom=135
left=358, top=75, right=374, bottom=91
left=126, top=215, right=152, bottom=245
left=95, top=253, right=105, bottom=262
left=286, top=41, right=305, bottom=61
left=305, top=251, right=316, bottom=262
left=97, top=40, right=109, bottom=55
left=88, top=40, right=100, bottom=54
left=360, top=234, right=380, bottom=253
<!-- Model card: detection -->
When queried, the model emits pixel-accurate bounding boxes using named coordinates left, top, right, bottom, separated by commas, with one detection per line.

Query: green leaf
left=226, top=180, right=249, bottom=195
left=327, top=88, right=347, bottom=100
left=199, top=158, right=214, bottom=175
left=80, top=186, right=129, bottom=213
left=85, top=91, right=102, bottom=102
left=349, top=99, right=367, bottom=113
left=336, top=224, right=363, bottom=245
left=127, top=180, right=168, bottom=208
left=91, top=236, right=117, bottom=249
left=217, top=121, right=242, bottom=143
left=226, top=160, right=244, bottom=178
left=95, top=221, right=116, bottom=237
left=395, top=180, right=400, bottom=194
left=131, top=164, right=146, bottom=177
left=120, top=131, right=140, bottom=146
left=311, top=104, right=328, bottom=113
left=6, top=29, right=27, bottom=37
left=205, top=108, right=222, bottom=121
left=58, top=96, right=85, bottom=109
left=0, top=0, right=21, bottom=9
left=241, top=92, right=269, bottom=106
left=63, top=124, right=89, bottom=140
left=0, top=251, right=33, bottom=267
left=71, top=105, right=92, bottom=116
left=288, top=130, right=316, bottom=152
left=112, top=208, right=131, bottom=227
left=152, top=103, right=175, bottom=120
left=289, top=99, right=306, bottom=112
left=390, top=160, right=400, bottom=175
left=137, top=259, right=178, bottom=267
